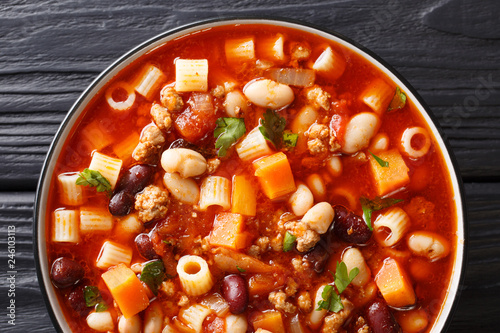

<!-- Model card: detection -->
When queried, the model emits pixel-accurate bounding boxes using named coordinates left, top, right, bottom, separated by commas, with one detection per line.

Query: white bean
left=161, top=148, right=207, bottom=178
left=342, top=112, right=380, bottom=154
left=302, top=202, right=334, bottom=234
left=163, top=172, right=200, bottom=205
left=224, top=90, right=248, bottom=117
left=144, top=302, right=163, bottom=333
left=291, top=105, right=319, bottom=134
left=342, top=247, right=371, bottom=287
left=118, top=315, right=141, bottom=333
left=243, top=79, right=294, bottom=109
left=306, top=173, right=326, bottom=202
left=326, top=155, right=342, bottom=177
left=407, top=231, right=450, bottom=261
left=86, top=311, right=114, bottom=332
left=289, top=183, right=314, bottom=217
left=369, top=132, right=389, bottom=152
left=225, top=314, right=248, bottom=333
left=309, top=284, right=328, bottom=329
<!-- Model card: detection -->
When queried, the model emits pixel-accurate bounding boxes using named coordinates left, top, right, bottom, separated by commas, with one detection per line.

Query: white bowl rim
left=34, top=16, right=467, bottom=333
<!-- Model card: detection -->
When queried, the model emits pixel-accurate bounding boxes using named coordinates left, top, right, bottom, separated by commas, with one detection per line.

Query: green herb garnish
left=214, top=117, right=246, bottom=157
left=83, top=286, right=108, bottom=312
left=316, top=262, right=358, bottom=312
left=236, top=265, right=246, bottom=273
left=259, top=109, right=297, bottom=150
left=283, top=130, right=298, bottom=148
left=387, top=87, right=407, bottom=112
left=140, top=260, right=165, bottom=295
left=283, top=231, right=297, bottom=252
left=368, top=150, right=389, bottom=168
left=76, top=168, right=112, bottom=193
left=360, top=196, right=404, bottom=230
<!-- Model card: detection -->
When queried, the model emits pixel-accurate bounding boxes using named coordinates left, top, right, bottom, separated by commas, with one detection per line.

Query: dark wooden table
left=1, top=0, right=499, bottom=332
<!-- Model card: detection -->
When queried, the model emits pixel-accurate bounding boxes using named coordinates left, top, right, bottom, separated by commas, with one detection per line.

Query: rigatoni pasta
left=88, top=152, right=122, bottom=190
left=175, top=59, right=208, bottom=92
left=178, top=304, right=212, bottom=333
left=96, top=241, right=132, bottom=269
left=134, top=64, right=166, bottom=101
left=198, top=176, right=231, bottom=211
left=176, top=255, right=214, bottom=296
left=373, top=207, right=410, bottom=247
left=52, top=209, right=79, bottom=243
left=79, top=208, right=113, bottom=233
left=235, top=127, right=273, bottom=162
left=58, top=173, right=84, bottom=206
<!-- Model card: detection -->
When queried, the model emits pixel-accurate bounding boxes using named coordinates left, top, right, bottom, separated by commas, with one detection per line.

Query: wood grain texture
left=0, top=0, right=499, bottom=332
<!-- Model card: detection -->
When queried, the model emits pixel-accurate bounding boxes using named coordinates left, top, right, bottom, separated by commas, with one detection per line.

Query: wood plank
left=0, top=182, right=498, bottom=331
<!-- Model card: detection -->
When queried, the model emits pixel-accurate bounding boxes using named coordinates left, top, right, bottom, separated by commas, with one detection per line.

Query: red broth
left=46, top=24, right=456, bottom=333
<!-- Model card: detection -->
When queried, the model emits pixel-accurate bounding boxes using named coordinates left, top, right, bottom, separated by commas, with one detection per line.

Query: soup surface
left=46, top=24, right=456, bottom=333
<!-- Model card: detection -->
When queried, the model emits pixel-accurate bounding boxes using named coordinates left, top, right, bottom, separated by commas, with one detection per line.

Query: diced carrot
left=252, top=311, right=286, bottom=333
left=209, top=212, right=248, bottom=250
left=253, top=152, right=296, bottom=200
left=369, top=149, right=409, bottom=196
left=101, top=263, right=149, bottom=318
left=375, top=258, right=416, bottom=308
left=248, top=274, right=286, bottom=298
left=231, top=174, right=257, bottom=216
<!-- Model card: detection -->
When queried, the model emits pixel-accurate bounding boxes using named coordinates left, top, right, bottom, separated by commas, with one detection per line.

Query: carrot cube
left=209, top=212, right=248, bottom=250
left=252, top=310, right=286, bottom=333
left=253, top=152, right=296, bottom=200
left=375, top=258, right=416, bottom=308
left=231, top=175, right=257, bottom=216
left=101, top=263, right=149, bottom=318
left=369, top=149, right=409, bottom=196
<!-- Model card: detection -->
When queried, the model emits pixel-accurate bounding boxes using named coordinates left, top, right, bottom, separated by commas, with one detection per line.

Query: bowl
left=35, top=17, right=466, bottom=333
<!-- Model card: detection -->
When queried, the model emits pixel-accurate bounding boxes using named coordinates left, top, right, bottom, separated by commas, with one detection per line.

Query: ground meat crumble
left=135, top=185, right=169, bottom=223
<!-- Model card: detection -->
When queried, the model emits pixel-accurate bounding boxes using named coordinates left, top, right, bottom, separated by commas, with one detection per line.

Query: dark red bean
left=365, top=300, right=401, bottom=333
left=67, top=285, right=90, bottom=317
left=303, top=239, right=331, bottom=274
left=50, top=257, right=84, bottom=289
left=333, top=205, right=372, bottom=244
left=221, top=274, right=248, bottom=314
left=108, top=191, right=134, bottom=216
left=135, top=234, right=160, bottom=260
left=115, top=164, right=155, bottom=194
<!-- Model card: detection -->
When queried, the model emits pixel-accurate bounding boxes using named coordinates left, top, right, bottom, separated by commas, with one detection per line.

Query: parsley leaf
left=283, top=231, right=297, bottom=252
left=368, top=150, right=389, bottom=168
left=258, top=109, right=298, bottom=150
left=214, top=117, right=246, bottom=157
left=83, top=286, right=108, bottom=312
left=334, top=261, right=359, bottom=294
left=283, top=130, right=298, bottom=148
left=140, top=260, right=166, bottom=296
left=316, top=262, right=358, bottom=312
left=387, top=87, right=407, bottom=112
left=76, top=168, right=112, bottom=193
left=360, top=196, right=404, bottom=231
left=236, top=265, right=246, bottom=273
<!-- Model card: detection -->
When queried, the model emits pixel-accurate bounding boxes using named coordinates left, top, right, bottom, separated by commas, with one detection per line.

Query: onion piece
left=201, top=293, right=230, bottom=317
left=266, top=68, right=315, bottom=87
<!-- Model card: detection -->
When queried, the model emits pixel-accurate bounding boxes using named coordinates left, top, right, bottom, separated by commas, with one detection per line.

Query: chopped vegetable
left=231, top=175, right=257, bottom=216
left=101, top=263, right=149, bottom=318
left=253, top=152, right=296, bottom=200
left=76, top=168, right=111, bottom=193
left=209, top=212, right=248, bottom=250
left=83, top=286, right=108, bottom=312
left=214, top=117, right=246, bottom=157
left=140, top=260, right=166, bottom=295
left=258, top=109, right=298, bottom=150
left=266, top=68, right=315, bottom=87
left=317, top=262, right=359, bottom=312
left=283, top=231, right=296, bottom=252
left=387, top=87, right=407, bottom=112
left=283, top=130, right=298, bottom=148
left=368, top=149, right=410, bottom=196
left=368, top=150, right=389, bottom=168
left=360, top=196, right=403, bottom=231
left=252, top=310, right=286, bottom=333
left=375, top=258, right=416, bottom=307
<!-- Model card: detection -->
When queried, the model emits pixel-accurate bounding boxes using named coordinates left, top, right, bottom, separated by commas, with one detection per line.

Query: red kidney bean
left=67, top=285, right=90, bottom=317
left=109, top=164, right=154, bottom=216
left=365, top=299, right=402, bottom=333
left=115, top=164, right=155, bottom=194
left=333, top=205, right=372, bottom=245
left=108, top=191, right=134, bottom=216
left=135, top=233, right=160, bottom=260
left=221, top=274, right=248, bottom=314
left=303, top=238, right=332, bottom=274
left=50, top=257, right=85, bottom=289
